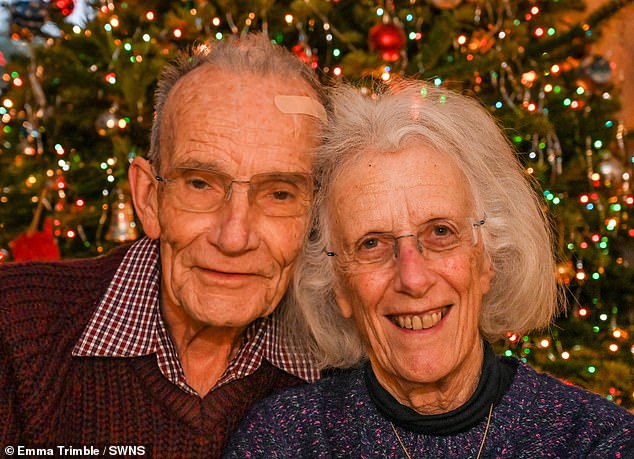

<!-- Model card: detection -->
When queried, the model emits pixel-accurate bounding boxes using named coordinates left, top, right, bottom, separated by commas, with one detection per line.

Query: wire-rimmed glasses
left=154, top=167, right=314, bottom=217
left=326, top=216, right=486, bottom=273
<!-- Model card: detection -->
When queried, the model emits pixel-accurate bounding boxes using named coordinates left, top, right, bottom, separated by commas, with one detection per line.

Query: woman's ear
left=128, top=157, right=161, bottom=239
left=334, top=284, right=354, bottom=319
left=479, top=253, right=495, bottom=295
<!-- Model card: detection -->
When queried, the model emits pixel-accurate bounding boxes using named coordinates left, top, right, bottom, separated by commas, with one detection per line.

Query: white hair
left=282, top=79, right=565, bottom=369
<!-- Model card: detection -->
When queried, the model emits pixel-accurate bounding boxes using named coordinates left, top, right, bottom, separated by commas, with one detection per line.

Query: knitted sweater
left=0, top=245, right=303, bottom=458
left=225, top=359, right=634, bottom=458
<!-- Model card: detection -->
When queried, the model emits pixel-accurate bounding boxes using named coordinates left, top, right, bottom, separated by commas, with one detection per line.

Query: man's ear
left=129, top=157, right=161, bottom=239
left=334, top=284, right=354, bottom=319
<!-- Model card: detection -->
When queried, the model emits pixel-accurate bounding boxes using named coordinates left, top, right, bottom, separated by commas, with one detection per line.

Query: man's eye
left=271, top=190, right=293, bottom=201
left=186, top=178, right=212, bottom=190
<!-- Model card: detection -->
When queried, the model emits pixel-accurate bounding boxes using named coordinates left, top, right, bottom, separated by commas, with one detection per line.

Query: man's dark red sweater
left=0, top=245, right=303, bottom=458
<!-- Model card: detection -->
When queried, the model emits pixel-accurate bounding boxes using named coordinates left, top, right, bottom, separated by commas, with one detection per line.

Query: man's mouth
left=389, top=306, right=449, bottom=330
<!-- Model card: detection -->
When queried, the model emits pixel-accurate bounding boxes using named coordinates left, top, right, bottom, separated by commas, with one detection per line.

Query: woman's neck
left=371, top=339, right=484, bottom=414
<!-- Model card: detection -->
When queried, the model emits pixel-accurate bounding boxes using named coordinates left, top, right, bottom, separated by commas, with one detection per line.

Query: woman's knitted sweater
left=225, top=358, right=634, bottom=458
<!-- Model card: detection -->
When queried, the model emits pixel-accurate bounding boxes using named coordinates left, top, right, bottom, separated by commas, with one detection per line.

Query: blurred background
left=0, top=0, right=631, bottom=408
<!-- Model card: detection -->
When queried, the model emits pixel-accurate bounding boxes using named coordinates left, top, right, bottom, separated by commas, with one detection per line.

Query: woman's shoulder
left=505, top=358, right=634, bottom=432
left=264, top=366, right=364, bottom=411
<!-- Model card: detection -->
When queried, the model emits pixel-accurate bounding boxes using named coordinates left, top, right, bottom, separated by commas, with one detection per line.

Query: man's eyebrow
left=167, top=158, right=225, bottom=172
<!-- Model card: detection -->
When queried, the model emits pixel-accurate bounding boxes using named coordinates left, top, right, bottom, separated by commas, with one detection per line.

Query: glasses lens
left=166, top=168, right=228, bottom=212
left=251, top=173, right=313, bottom=217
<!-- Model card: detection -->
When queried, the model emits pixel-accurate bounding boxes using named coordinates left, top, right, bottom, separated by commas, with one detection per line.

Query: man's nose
left=213, top=183, right=257, bottom=254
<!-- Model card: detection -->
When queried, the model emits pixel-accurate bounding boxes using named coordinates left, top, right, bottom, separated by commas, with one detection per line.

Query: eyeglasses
left=154, top=167, right=314, bottom=217
left=326, top=216, right=486, bottom=273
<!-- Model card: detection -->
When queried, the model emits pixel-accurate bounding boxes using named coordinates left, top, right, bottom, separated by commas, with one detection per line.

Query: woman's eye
left=359, top=238, right=380, bottom=250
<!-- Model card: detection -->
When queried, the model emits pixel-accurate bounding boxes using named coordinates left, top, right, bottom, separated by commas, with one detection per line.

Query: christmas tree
left=0, top=0, right=632, bottom=408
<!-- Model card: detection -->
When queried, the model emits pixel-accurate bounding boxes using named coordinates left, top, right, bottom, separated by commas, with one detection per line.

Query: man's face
left=151, top=67, right=318, bottom=332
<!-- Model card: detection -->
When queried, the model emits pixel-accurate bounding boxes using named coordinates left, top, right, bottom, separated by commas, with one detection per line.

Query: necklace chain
left=389, top=402, right=494, bottom=459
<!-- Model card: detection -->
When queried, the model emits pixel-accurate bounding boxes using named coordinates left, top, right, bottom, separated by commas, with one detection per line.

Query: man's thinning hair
left=149, top=33, right=326, bottom=172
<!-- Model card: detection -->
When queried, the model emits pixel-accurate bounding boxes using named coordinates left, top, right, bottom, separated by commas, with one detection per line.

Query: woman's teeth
left=392, top=308, right=447, bottom=330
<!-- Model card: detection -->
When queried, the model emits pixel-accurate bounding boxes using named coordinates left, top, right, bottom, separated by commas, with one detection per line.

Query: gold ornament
left=105, top=187, right=138, bottom=242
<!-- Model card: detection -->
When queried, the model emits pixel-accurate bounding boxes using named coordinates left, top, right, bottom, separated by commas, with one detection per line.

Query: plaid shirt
left=73, top=237, right=320, bottom=396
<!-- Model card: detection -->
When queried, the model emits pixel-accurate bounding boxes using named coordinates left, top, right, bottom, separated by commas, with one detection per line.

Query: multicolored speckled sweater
left=224, top=359, right=634, bottom=458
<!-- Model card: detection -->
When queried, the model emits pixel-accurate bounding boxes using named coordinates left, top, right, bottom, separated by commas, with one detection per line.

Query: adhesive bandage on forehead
left=274, top=95, right=327, bottom=122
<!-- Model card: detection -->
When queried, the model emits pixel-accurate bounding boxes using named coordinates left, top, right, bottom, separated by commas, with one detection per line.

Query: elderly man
left=0, top=34, right=326, bottom=457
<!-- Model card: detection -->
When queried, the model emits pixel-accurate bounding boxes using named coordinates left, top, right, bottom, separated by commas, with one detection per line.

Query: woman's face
left=330, top=143, right=494, bottom=408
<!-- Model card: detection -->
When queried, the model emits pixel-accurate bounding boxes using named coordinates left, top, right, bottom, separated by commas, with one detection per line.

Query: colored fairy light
left=146, top=11, right=155, bottom=21
left=587, top=366, right=596, bottom=374
left=563, top=98, right=571, bottom=106
left=66, top=229, right=76, bottom=238
left=406, top=14, right=414, bottom=21
left=495, top=101, right=503, bottom=109
left=76, top=199, right=85, bottom=207
left=534, top=27, right=544, bottom=37
left=613, top=330, right=622, bottom=338
left=578, top=307, right=589, bottom=317
left=530, top=6, right=540, bottom=14
left=3, top=99, right=13, bottom=108
left=593, top=140, right=603, bottom=148
left=433, top=78, right=442, bottom=86
left=547, top=28, right=556, bottom=36
left=333, top=49, right=341, bottom=57
left=605, top=120, right=613, bottom=127
left=110, top=17, right=119, bottom=27
left=540, top=339, right=549, bottom=348
left=561, top=351, right=570, bottom=359
left=609, top=344, right=619, bottom=352
left=457, top=35, right=467, bottom=45
left=332, top=66, right=342, bottom=76
left=376, top=7, right=384, bottom=16
left=212, top=17, right=221, bottom=26
left=173, top=28, right=182, bottom=38
left=284, top=14, right=293, bottom=24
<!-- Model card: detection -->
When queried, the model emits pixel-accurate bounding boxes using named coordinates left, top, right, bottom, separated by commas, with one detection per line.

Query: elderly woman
left=223, top=81, right=634, bottom=458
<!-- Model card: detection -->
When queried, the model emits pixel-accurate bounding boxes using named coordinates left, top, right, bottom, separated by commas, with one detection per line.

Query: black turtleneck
left=364, top=342, right=516, bottom=435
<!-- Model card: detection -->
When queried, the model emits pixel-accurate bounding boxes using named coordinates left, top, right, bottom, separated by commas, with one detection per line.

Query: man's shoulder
left=0, top=244, right=132, bottom=345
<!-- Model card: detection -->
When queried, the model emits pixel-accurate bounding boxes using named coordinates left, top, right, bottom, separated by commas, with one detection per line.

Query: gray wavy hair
left=148, top=33, right=326, bottom=172
left=282, top=79, right=564, bottom=369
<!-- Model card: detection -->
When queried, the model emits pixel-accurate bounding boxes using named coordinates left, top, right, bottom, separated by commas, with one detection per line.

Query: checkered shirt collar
left=73, top=236, right=319, bottom=396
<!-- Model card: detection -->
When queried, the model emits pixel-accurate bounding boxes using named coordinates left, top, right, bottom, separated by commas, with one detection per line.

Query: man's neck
left=161, top=303, right=245, bottom=397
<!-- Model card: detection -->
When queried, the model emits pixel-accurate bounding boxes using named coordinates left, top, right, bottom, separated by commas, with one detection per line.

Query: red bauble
left=52, top=0, right=75, bottom=16
left=10, top=218, right=60, bottom=262
left=368, top=22, right=406, bottom=62
left=292, top=43, right=318, bottom=69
